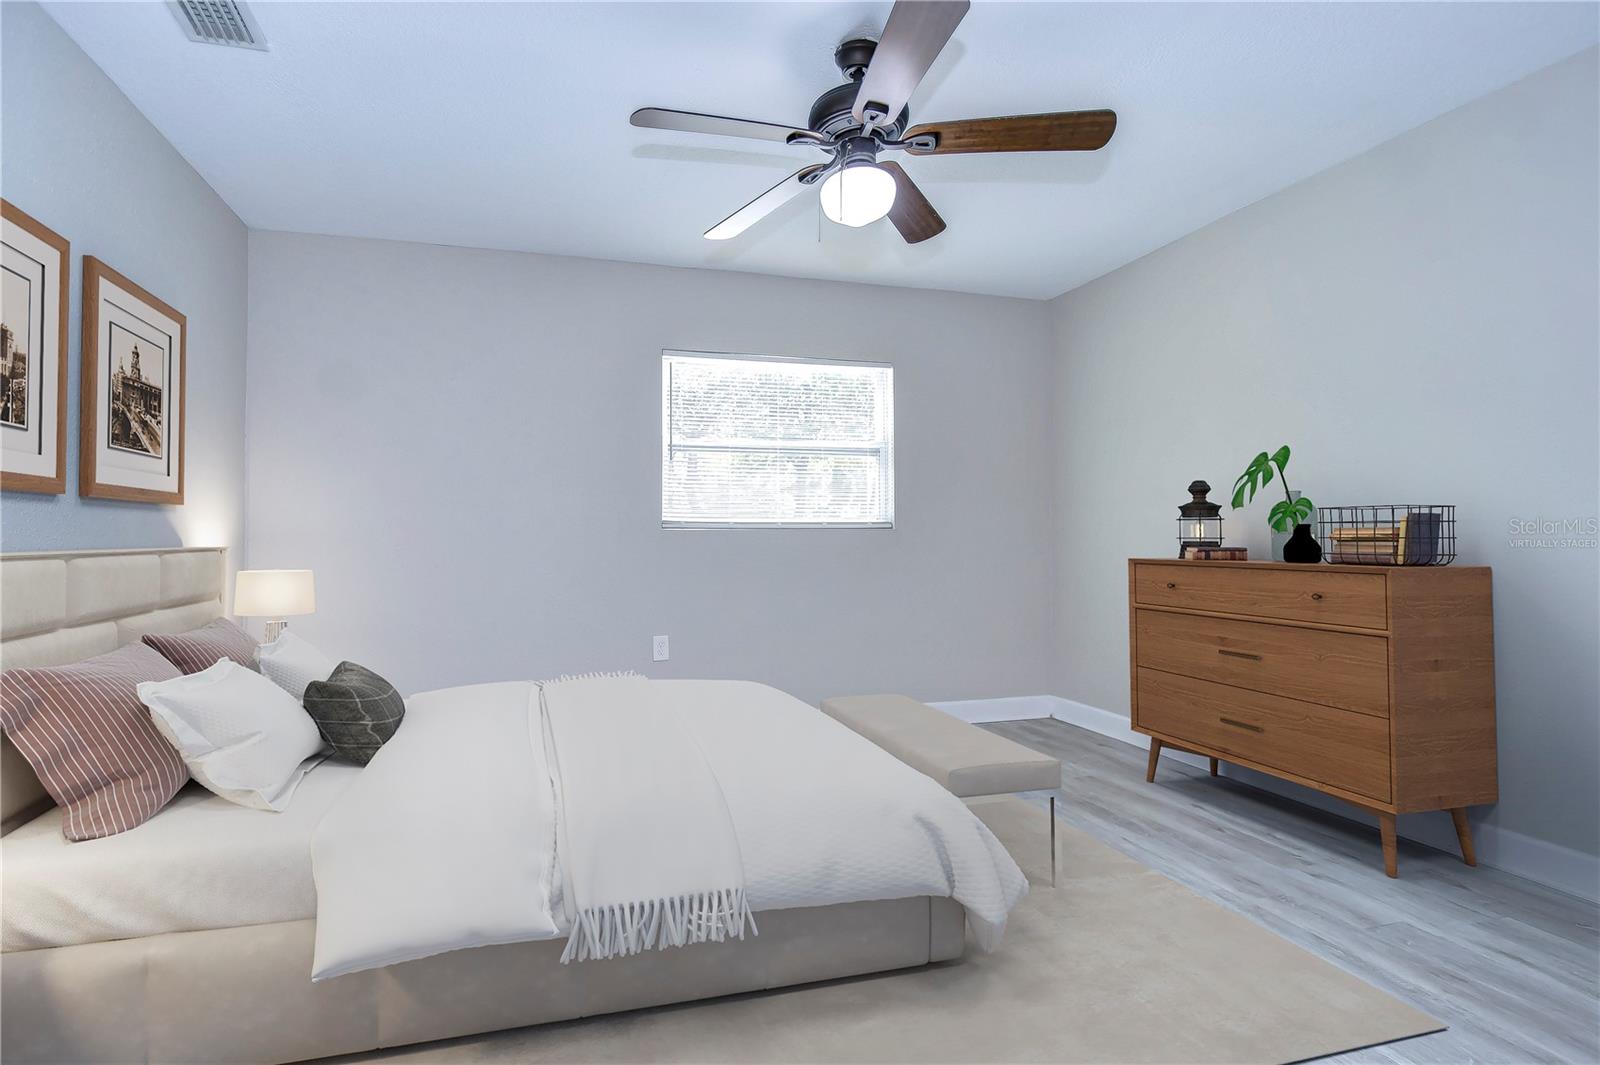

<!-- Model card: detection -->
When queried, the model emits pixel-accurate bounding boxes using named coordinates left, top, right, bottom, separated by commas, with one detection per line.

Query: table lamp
left=234, top=569, right=315, bottom=641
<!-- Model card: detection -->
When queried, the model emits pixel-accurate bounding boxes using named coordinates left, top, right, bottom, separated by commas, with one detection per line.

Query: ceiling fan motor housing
left=809, top=38, right=909, bottom=140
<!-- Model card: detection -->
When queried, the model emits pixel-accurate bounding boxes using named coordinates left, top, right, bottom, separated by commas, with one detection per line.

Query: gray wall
left=1049, top=48, right=1600, bottom=860
left=245, top=231, right=1057, bottom=705
left=0, top=3, right=248, bottom=557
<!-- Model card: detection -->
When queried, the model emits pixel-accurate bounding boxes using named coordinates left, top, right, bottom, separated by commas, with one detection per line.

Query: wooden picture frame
left=0, top=200, right=70, bottom=494
left=80, top=257, right=186, bottom=504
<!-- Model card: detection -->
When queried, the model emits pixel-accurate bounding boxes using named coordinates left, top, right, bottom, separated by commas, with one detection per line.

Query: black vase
left=1283, top=523, right=1322, bottom=564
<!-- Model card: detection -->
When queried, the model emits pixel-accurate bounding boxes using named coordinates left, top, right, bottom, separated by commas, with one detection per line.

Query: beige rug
left=347, top=798, right=1440, bottom=1064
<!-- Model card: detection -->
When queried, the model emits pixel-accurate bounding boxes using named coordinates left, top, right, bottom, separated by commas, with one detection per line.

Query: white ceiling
left=45, top=2, right=1597, bottom=299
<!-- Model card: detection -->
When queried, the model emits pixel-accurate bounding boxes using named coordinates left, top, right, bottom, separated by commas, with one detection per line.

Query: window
left=661, top=351, right=894, bottom=528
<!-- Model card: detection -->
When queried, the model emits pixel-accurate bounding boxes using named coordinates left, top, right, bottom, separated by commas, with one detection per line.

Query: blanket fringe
left=560, top=888, right=757, bottom=964
left=539, top=670, right=641, bottom=686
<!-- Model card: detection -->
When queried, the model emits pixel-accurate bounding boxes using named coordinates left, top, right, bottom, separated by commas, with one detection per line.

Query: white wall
left=0, top=3, right=247, bottom=557
left=245, top=232, right=1057, bottom=706
left=1049, top=49, right=1600, bottom=862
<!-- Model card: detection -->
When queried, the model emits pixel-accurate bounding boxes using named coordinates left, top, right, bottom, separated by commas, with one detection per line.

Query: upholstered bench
left=820, top=694, right=1062, bottom=884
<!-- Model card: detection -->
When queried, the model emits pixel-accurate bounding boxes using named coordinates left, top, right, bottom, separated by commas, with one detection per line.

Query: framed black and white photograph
left=81, top=256, right=185, bottom=504
left=0, top=200, right=69, bottom=494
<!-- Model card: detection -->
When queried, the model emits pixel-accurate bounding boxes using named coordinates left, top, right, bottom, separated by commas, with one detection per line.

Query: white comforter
left=3, top=763, right=360, bottom=952
left=311, top=679, right=1027, bottom=979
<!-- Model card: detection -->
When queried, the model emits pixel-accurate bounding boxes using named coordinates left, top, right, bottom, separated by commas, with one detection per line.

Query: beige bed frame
left=0, top=548, right=965, bottom=1065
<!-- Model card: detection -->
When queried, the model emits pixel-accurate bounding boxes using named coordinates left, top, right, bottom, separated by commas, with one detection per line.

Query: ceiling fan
left=631, top=0, right=1116, bottom=244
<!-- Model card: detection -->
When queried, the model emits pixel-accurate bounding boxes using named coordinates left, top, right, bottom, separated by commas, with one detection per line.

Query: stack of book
left=1182, top=545, right=1248, bottom=560
left=1329, top=525, right=1400, bottom=564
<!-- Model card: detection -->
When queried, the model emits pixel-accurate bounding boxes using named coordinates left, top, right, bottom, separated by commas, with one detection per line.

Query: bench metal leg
left=1049, top=795, right=1056, bottom=887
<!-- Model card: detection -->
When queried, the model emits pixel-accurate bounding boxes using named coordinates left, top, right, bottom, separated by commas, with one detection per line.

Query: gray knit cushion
left=302, top=662, right=404, bottom=766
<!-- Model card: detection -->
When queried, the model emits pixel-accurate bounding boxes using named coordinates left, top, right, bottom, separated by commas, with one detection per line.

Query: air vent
left=168, top=1, right=267, bottom=51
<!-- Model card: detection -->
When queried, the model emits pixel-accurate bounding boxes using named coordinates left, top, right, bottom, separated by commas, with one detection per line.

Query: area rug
left=343, top=797, right=1441, bottom=1064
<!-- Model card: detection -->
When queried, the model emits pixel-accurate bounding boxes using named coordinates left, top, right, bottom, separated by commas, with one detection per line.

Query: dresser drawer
left=1133, top=563, right=1387, bottom=629
left=1134, top=608, right=1390, bottom=717
left=1137, top=668, right=1391, bottom=802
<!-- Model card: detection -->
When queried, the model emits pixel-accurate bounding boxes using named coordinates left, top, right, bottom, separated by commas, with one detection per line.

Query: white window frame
left=660, top=349, right=895, bottom=530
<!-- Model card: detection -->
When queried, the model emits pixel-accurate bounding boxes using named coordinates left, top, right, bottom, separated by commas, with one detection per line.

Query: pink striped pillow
left=142, top=618, right=259, bottom=675
left=0, top=643, right=188, bottom=840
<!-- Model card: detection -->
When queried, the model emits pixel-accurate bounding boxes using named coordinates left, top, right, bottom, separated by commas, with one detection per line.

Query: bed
left=1, top=547, right=985, bottom=1065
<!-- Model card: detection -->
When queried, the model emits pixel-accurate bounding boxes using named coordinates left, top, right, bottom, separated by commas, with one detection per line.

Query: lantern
left=1177, top=480, right=1223, bottom=558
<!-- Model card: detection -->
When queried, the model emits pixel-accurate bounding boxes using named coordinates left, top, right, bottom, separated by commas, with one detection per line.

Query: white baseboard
left=927, top=695, right=1061, bottom=724
left=931, top=694, right=1599, bottom=903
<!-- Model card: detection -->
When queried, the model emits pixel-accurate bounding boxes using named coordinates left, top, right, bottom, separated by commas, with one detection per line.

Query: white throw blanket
left=540, top=674, right=754, bottom=962
left=311, top=678, right=1027, bottom=980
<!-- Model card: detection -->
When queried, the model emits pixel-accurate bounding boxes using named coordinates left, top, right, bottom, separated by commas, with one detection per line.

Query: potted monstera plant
left=1232, top=445, right=1320, bottom=563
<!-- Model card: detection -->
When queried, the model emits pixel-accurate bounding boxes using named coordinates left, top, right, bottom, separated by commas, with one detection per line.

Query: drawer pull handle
left=1217, top=649, right=1263, bottom=661
left=1220, top=717, right=1264, bottom=733
left=1165, top=581, right=1176, bottom=589
left=1310, top=592, right=1324, bottom=601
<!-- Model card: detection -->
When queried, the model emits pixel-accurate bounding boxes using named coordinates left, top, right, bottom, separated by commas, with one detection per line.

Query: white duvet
left=311, top=679, right=1027, bottom=980
left=3, top=764, right=360, bottom=952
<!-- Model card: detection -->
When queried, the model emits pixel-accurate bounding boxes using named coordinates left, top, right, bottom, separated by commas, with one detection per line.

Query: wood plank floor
left=982, top=718, right=1599, bottom=1064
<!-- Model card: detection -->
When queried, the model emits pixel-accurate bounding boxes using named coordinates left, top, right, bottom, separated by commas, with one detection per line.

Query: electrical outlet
left=652, top=635, right=670, bottom=662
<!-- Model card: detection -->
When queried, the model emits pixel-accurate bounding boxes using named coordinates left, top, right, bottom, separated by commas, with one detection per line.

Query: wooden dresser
left=1128, top=559, right=1496, bottom=877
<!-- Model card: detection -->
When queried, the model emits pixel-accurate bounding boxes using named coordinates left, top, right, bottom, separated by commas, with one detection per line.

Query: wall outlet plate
left=652, top=635, right=669, bottom=662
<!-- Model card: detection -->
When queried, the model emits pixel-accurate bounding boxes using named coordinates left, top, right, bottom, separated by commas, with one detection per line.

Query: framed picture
left=0, top=200, right=69, bottom=494
left=80, top=257, right=185, bottom=504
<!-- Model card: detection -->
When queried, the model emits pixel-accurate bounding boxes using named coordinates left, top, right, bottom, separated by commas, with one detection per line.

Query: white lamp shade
left=234, top=569, right=316, bottom=618
left=819, top=164, right=897, bottom=227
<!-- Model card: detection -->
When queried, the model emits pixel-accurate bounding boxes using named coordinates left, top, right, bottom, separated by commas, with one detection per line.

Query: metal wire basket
left=1316, top=505, right=1456, bottom=566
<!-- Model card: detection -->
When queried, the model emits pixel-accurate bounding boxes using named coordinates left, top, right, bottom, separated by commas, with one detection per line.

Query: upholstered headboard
left=0, top=547, right=227, bottom=833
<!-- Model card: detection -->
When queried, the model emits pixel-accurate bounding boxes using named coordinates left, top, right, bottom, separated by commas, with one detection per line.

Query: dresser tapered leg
left=1378, top=813, right=1398, bottom=878
left=1145, top=739, right=1163, bottom=783
left=1450, top=808, right=1478, bottom=867
left=1209, top=757, right=1219, bottom=777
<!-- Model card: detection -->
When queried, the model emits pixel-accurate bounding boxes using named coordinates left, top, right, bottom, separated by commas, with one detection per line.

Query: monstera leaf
left=1267, top=494, right=1315, bottom=533
left=1231, top=450, right=1277, bottom=509
left=1232, top=445, right=1308, bottom=532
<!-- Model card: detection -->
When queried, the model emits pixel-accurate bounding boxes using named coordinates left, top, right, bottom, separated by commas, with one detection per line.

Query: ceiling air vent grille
left=169, top=1, right=267, bottom=51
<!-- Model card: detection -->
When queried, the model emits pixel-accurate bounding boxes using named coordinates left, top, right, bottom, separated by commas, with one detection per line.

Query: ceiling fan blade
left=704, top=164, right=830, bottom=241
left=878, top=162, right=945, bottom=244
left=904, top=109, right=1117, bottom=154
left=852, top=1, right=970, bottom=129
left=632, top=108, right=819, bottom=146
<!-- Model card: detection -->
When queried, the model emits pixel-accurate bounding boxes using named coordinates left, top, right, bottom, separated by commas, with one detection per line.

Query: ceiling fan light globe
left=819, top=164, right=897, bottom=227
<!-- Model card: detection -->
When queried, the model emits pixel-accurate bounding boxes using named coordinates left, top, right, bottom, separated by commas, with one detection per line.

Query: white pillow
left=138, top=659, right=325, bottom=811
left=257, top=630, right=339, bottom=701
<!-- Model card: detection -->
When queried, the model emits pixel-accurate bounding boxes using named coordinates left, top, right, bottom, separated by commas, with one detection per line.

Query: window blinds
left=661, top=351, right=895, bottom=527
